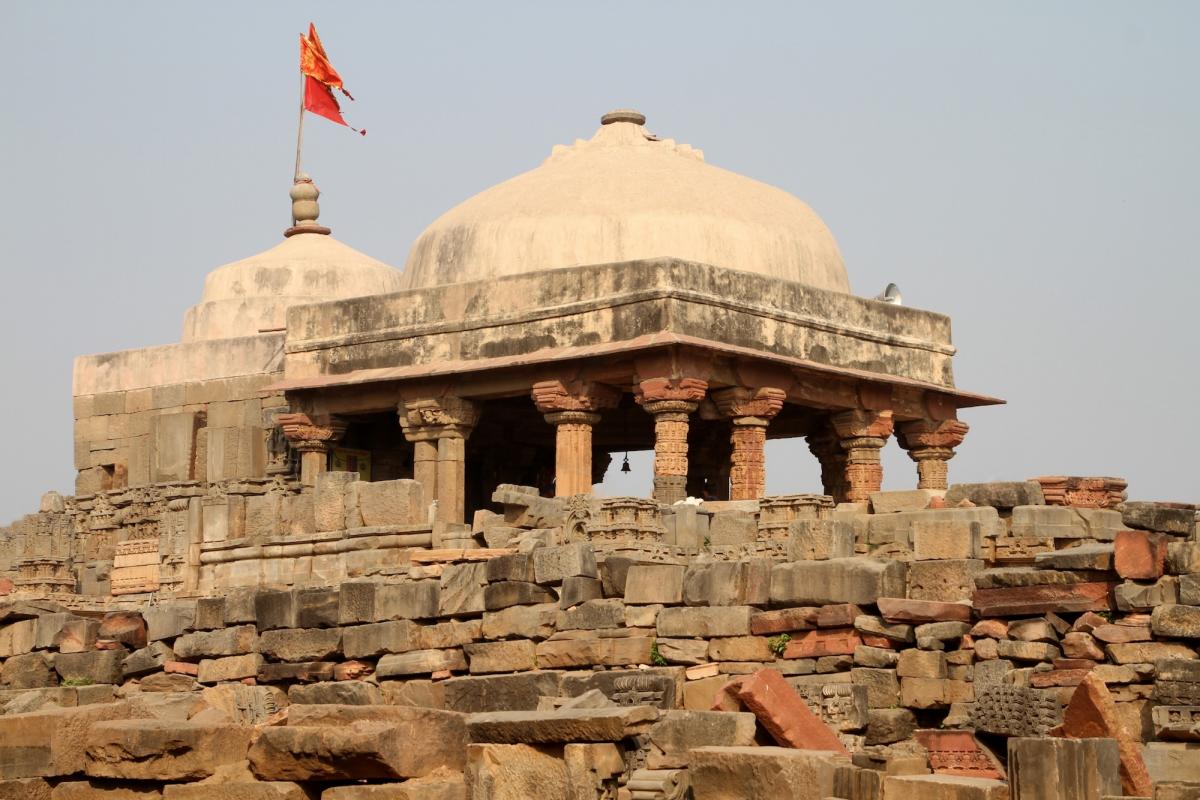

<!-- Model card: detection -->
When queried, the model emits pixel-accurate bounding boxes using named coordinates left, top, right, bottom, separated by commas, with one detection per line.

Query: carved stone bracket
left=398, top=396, right=481, bottom=441
left=531, top=379, right=620, bottom=414
left=897, top=418, right=969, bottom=492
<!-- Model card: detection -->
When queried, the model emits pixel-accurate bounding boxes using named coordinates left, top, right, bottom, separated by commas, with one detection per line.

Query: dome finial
left=601, top=108, right=646, bottom=126
left=284, top=174, right=332, bottom=238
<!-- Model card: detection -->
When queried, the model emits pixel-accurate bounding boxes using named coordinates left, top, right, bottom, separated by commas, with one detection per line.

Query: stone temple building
left=73, top=108, right=997, bottom=521
left=1, top=110, right=1197, bottom=800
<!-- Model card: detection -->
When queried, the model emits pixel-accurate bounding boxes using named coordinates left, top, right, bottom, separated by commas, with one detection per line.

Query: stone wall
left=0, top=481, right=1196, bottom=797
left=72, top=333, right=286, bottom=495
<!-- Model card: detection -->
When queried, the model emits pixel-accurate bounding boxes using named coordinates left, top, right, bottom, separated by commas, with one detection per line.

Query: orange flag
left=299, top=23, right=364, bottom=135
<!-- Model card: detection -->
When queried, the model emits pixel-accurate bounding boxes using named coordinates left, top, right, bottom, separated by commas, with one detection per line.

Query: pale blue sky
left=2, top=2, right=1197, bottom=522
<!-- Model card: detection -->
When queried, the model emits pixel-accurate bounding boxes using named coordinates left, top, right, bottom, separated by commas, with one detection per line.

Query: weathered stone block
left=556, top=599, right=625, bottom=631
left=464, top=640, right=537, bottom=674
left=439, top=563, right=489, bottom=617
left=481, top=604, right=557, bottom=641
left=558, top=576, right=602, bottom=609
left=788, top=519, right=854, bottom=561
left=465, top=743, right=568, bottom=800
left=1, top=653, right=55, bottom=690
left=535, top=636, right=653, bottom=668
left=683, top=560, right=771, bottom=607
left=1116, top=530, right=1169, bottom=580
left=912, top=520, right=982, bottom=561
left=531, top=544, right=597, bottom=585
left=689, top=746, right=846, bottom=800
left=442, top=672, right=562, bottom=713
left=1143, top=742, right=1200, bottom=785
left=255, top=590, right=297, bottom=632
left=122, top=643, right=174, bottom=679
left=770, top=559, right=905, bottom=606
left=483, top=581, right=556, bottom=611
left=173, top=625, right=258, bottom=659
left=884, top=775, right=1010, bottom=800
left=466, top=706, right=656, bottom=744
left=945, top=481, right=1045, bottom=509
left=1121, top=502, right=1196, bottom=537
left=0, top=620, right=37, bottom=658
left=657, top=606, right=752, bottom=638
left=250, top=720, right=456, bottom=781
left=196, top=654, right=262, bottom=684
left=258, top=628, right=342, bottom=662
left=735, top=669, right=846, bottom=753
left=624, top=565, right=685, bottom=604
left=83, top=721, right=253, bottom=781
left=376, top=581, right=441, bottom=621
left=376, top=649, right=466, bottom=677
left=289, top=681, right=382, bottom=706
left=1008, top=736, right=1121, bottom=800
left=314, top=472, right=358, bottom=532
left=54, top=651, right=124, bottom=685
left=907, top=559, right=985, bottom=603
left=355, top=479, right=424, bottom=526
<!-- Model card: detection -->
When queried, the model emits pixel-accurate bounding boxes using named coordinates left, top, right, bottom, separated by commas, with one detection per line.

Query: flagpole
left=293, top=71, right=306, bottom=183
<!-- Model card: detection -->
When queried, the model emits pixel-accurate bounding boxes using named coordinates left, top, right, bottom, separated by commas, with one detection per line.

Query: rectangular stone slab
left=972, top=582, right=1115, bottom=616
left=466, top=707, right=658, bottom=743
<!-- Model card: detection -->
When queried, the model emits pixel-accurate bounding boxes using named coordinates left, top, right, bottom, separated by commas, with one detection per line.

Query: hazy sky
left=2, top=2, right=1197, bottom=523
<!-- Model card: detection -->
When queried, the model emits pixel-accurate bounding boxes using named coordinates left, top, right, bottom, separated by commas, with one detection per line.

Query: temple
left=1, top=110, right=1196, bottom=800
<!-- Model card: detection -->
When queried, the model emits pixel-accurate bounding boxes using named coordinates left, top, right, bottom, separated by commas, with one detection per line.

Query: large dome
left=401, top=110, right=850, bottom=293
left=182, top=180, right=404, bottom=342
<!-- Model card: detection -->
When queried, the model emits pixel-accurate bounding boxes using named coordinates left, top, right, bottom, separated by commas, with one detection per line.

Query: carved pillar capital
left=277, top=412, right=347, bottom=451
left=897, top=418, right=969, bottom=491
left=398, top=396, right=481, bottom=442
left=712, top=386, right=786, bottom=424
left=635, top=377, right=708, bottom=410
left=277, top=412, right=347, bottom=487
left=531, top=379, right=620, bottom=414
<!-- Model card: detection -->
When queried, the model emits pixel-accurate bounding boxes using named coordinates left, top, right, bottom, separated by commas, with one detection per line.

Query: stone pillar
left=531, top=379, right=620, bottom=497
left=830, top=409, right=895, bottom=504
left=635, top=378, right=708, bottom=505
left=277, top=413, right=347, bottom=487
left=806, top=426, right=847, bottom=501
left=897, top=419, right=969, bottom=493
left=713, top=387, right=786, bottom=501
left=398, top=397, right=480, bottom=524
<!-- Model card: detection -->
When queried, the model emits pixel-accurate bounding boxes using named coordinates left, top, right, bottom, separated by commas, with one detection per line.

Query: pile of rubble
left=0, top=480, right=1196, bottom=799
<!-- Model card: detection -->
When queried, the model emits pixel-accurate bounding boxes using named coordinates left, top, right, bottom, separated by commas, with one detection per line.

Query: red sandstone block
left=877, top=597, right=972, bottom=624
left=734, top=669, right=847, bottom=754
left=1056, top=672, right=1153, bottom=797
left=750, top=607, right=819, bottom=635
left=1030, top=668, right=1092, bottom=688
left=164, top=660, right=199, bottom=675
left=334, top=660, right=373, bottom=681
left=98, top=611, right=147, bottom=650
left=860, top=634, right=896, bottom=649
left=1114, top=529, right=1168, bottom=580
left=783, top=628, right=862, bottom=659
left=0, top=577, right=13, bottom=595
left=1053, top=658, right=1099, bottom=670
left=913, top=730, right=1003, bottom=780
left=817, top=604, right=863, bottom=628
left=971, top=583, right=1115, bottom=617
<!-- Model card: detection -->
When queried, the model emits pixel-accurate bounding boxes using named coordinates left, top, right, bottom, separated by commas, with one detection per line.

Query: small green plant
left=62, top=677, right=94, bottom=687
left=649, top=640, right=668, bottom=667
left=767, top=633, right=791, bottom=657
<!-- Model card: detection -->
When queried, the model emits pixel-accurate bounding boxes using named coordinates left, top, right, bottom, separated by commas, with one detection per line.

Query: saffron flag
left=300, top=23, right=364, bottom=135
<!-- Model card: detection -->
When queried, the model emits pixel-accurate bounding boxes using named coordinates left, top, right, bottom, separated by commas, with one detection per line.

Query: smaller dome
left=182, top=179, right=403, bottom=342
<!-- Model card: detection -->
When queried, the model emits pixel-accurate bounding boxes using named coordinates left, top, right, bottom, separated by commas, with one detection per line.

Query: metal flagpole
left=293, top=71, right=306, bottom=183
